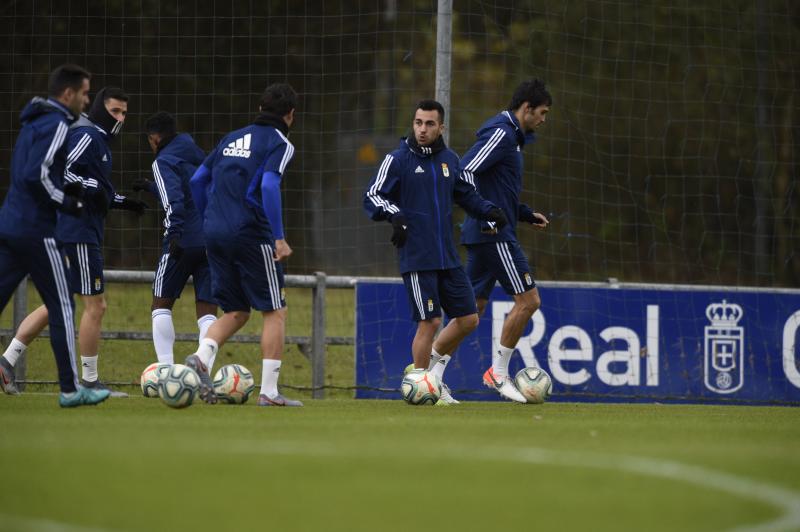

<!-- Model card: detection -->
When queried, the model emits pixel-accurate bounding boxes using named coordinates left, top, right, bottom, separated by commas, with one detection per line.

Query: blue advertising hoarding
left=355, top=280, right=800, bottom=405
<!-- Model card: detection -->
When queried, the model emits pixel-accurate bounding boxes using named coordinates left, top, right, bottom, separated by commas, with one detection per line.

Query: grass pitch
left=1, top=397, right=798, bottom=532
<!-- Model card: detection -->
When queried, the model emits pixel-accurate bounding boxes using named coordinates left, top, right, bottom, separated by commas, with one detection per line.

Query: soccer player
left=132, top=112, right=218, bottom=366
left=436, top=79, right=552, bottom=403
left=0, top=64, right=110, bottom=406
left=363, top=100, right=507, bottom=405
left=0, top=87, right=146, bottom=398
left=185, top=82, right=302, bottom=406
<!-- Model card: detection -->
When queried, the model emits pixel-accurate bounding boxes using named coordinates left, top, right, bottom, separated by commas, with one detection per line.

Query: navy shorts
left=466, top=241, right=536, bottom=299
left=63, top=243, right=104, bottom=295
left=401, top=267, right=477, bottom=322
left=153, top=244, right=214, bottom=303
left=206, top=238, right=285, bottom=313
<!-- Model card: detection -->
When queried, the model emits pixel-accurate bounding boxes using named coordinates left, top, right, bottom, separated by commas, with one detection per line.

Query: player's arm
left=518, top=203, right=549, bottom=228
left=21, top=120, right=80, bottom=214
left=63, top=131, right=109, bottom=213
left=458, top=127, right=513, bottom=187
left=363, top=154, right=409, bottom=247
left=151, top=159, right=187, bottom=235
left=258, top=136, right=295, bottom=260
left=189, top=148, right=217, bottom=218
left=110, top=192, right=147, bottom=214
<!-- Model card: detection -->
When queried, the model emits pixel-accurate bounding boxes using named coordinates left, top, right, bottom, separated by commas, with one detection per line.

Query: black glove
left=59, top=182, right=84, bottom=216
left=118, top=197, right=147, bottom=215
left=518, top=205, right=539, bottom=224
left=390, top=214, right=408, bottom=248
left=485, top=207, right=508, bottom=229
left=132, top=178, right=153, bottom=192
left=92, top=190, right=110, bottom=216
left=168, top=236, right=184, bottom=262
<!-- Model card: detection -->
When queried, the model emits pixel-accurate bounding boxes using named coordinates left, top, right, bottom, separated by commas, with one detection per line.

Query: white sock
left=195, top=338, right=218, bottom=368
left=2, top=338, right=27, bottom=366
left=81, top=355, right=98, bottom=382
left=197, top=314, right=217, bottom=370
left=430, top=353, right=450, bottom=381
left=260, top=359, right=281, bottom=398
left=152, top=309, right=175, bottom=364
left=428, top=349, right=442, bottom=371
left=492, top=345, right=515, bottom=379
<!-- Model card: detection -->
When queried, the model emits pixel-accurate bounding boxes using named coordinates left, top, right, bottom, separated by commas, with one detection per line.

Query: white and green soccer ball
left=400, top=369, right=442, bottom=405
left=213, top=364, right=255, bottom=404
left=140, top=362, right=170, bottom=398
left=157, top=363, right=200, bottom=408
left=514, top=367, right=552, bottom=404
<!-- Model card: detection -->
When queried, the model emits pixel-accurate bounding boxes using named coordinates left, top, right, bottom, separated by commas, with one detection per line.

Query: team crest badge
left=94, top=278, right=102, bottom=291
left=704, top=300, right=744, bottom=394
left=427, top=299, right=434, bottom=312
left=524, top=273, right=532, bottom=286
left=441, top=163, right=449, bottom=177
left=281, top=288, right=286, bottom=301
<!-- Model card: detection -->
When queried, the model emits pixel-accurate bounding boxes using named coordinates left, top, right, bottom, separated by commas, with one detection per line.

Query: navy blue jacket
left=460, top=110, right=536, bottom=245
left=0, top=98, right=77, bottom=239
left=191, top=124, right=294, bottom=244
left=364, top=138, right=497, bottom=274
left=149, top=133, right=206, bottom=248
left=56, top=116, right=126, bottom=245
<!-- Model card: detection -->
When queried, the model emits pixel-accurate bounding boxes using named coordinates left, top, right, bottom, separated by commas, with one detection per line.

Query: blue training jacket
left=460, top=110, right=536, bottom=245
left=149, top=133, right=206, bottom=248
left=0, top=98, right=77, bottom=239
left=190, top=123, right=294, bottom=244
left=56, top=116, right=127, bottom=245
left=364, top=138, right=497, bottom=274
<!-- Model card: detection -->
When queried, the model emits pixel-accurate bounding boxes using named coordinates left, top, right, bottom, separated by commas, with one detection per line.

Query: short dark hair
left=415, top=99, right=445, bottom=124
left=145, top=111, right=176, bottom=136
left=48, top=64, right=91, bottom=98
left=259, top=83, right=297, bottom=116
left=102, top=87, right=129, bottom=103
left=509, top=79, right=552, bottom=110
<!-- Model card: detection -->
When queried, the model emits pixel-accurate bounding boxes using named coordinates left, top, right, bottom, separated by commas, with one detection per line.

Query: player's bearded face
left=525, top=104, right=549, bottom=131
left=66, top=78, right=91, bottom=116
left=413, top=109, right=444, bottom=146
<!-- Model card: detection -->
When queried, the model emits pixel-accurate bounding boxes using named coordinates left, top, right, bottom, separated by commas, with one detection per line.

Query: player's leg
left=151, top=246, right=179, bottom=364
left=0, top=304, right=49, bottom=389
left=0, top=241, right=29, bottom=395
left=493, top=241, right=539, bottom=379
left=401, top=271, right=444, bottom=370
left=473, top=242, right=529, bottom=403
left=191, top=251, right=218, bottom=368
left=28, top=238, right=109, bottom=406
left=237, top=242, right=301, bottom=407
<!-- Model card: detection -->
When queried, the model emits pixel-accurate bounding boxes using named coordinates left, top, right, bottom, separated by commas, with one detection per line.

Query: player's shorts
left=152, top=244, right=214, bottom=303
left=401, top=267, right=477, bottom=322
left=205, top=238, right=285, bottom=313
left=465, top=241, right=536, bottom=300
left=63, top=243, right=104, bottom=296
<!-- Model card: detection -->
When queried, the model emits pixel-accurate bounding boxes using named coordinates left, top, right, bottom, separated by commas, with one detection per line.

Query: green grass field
left=1, top=397, right=799, bottom=532
left=1, top=283, right=800, bottom=531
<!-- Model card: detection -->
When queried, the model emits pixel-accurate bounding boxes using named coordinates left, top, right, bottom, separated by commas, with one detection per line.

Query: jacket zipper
left=430, top=159, right=444, bottom=268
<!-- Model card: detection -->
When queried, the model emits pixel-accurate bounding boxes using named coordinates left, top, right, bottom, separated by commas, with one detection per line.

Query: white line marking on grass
left=218, top=441, right=800, bottom=532
left=0, top=514, right=115, bottom=532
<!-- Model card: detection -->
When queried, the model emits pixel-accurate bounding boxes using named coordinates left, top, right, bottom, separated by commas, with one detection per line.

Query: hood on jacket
left=475, top=110, right=536, bottom=148
left=160, top=132, right=205, bottom=167
left=19, top=97, right=74, bottom=126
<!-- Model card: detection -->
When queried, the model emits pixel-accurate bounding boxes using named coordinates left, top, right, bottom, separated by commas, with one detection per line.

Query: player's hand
left=390, top=214, right=408, bottom=248
left=119, top=197, right=148, bottom=215
left=168, top=236, right=184, bottom=262
left=485, top=207, right=508, bottom=229
left=132, top=178, right=153, bottom=192
left=529, top=211, right=549, bottom=229
left=60, top=182, right=84, bottom=216
left=274, top=239, right=292, bottom=261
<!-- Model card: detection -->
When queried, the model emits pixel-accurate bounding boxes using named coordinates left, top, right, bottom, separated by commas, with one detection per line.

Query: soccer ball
left=140, top=362, right=171, bottom=398
left=213, top=364, right=255, bottom=404
left=157, top=363, right=200, bottom=408
left=514, top=367, right=553, bottom=404
left=400, top=369, right=441, bottom=405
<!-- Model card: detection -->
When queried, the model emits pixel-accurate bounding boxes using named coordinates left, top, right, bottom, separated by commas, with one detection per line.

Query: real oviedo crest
left=441, top=163, right=449, bottom=177
left=704, top=300, right=744, bottom=394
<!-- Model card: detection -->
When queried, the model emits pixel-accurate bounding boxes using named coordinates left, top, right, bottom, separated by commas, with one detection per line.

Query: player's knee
left=517, top=291, right=541, bottom=316
left=418, top=317, right=441, bottom=335
left=152, top=297, right=175, bottom=311
left=84, top=296, right=107, bottom=318
left=458, top=313, right=479, bottom=333
left=230, top=310, right=251, bottom=326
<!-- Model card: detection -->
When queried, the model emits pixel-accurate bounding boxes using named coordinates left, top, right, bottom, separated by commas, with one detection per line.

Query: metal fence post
left=435, top=0, right=453, bottom=144
left=13, top=279, right=27, bottom=391
left=311, top=271, right=326, bottom=399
